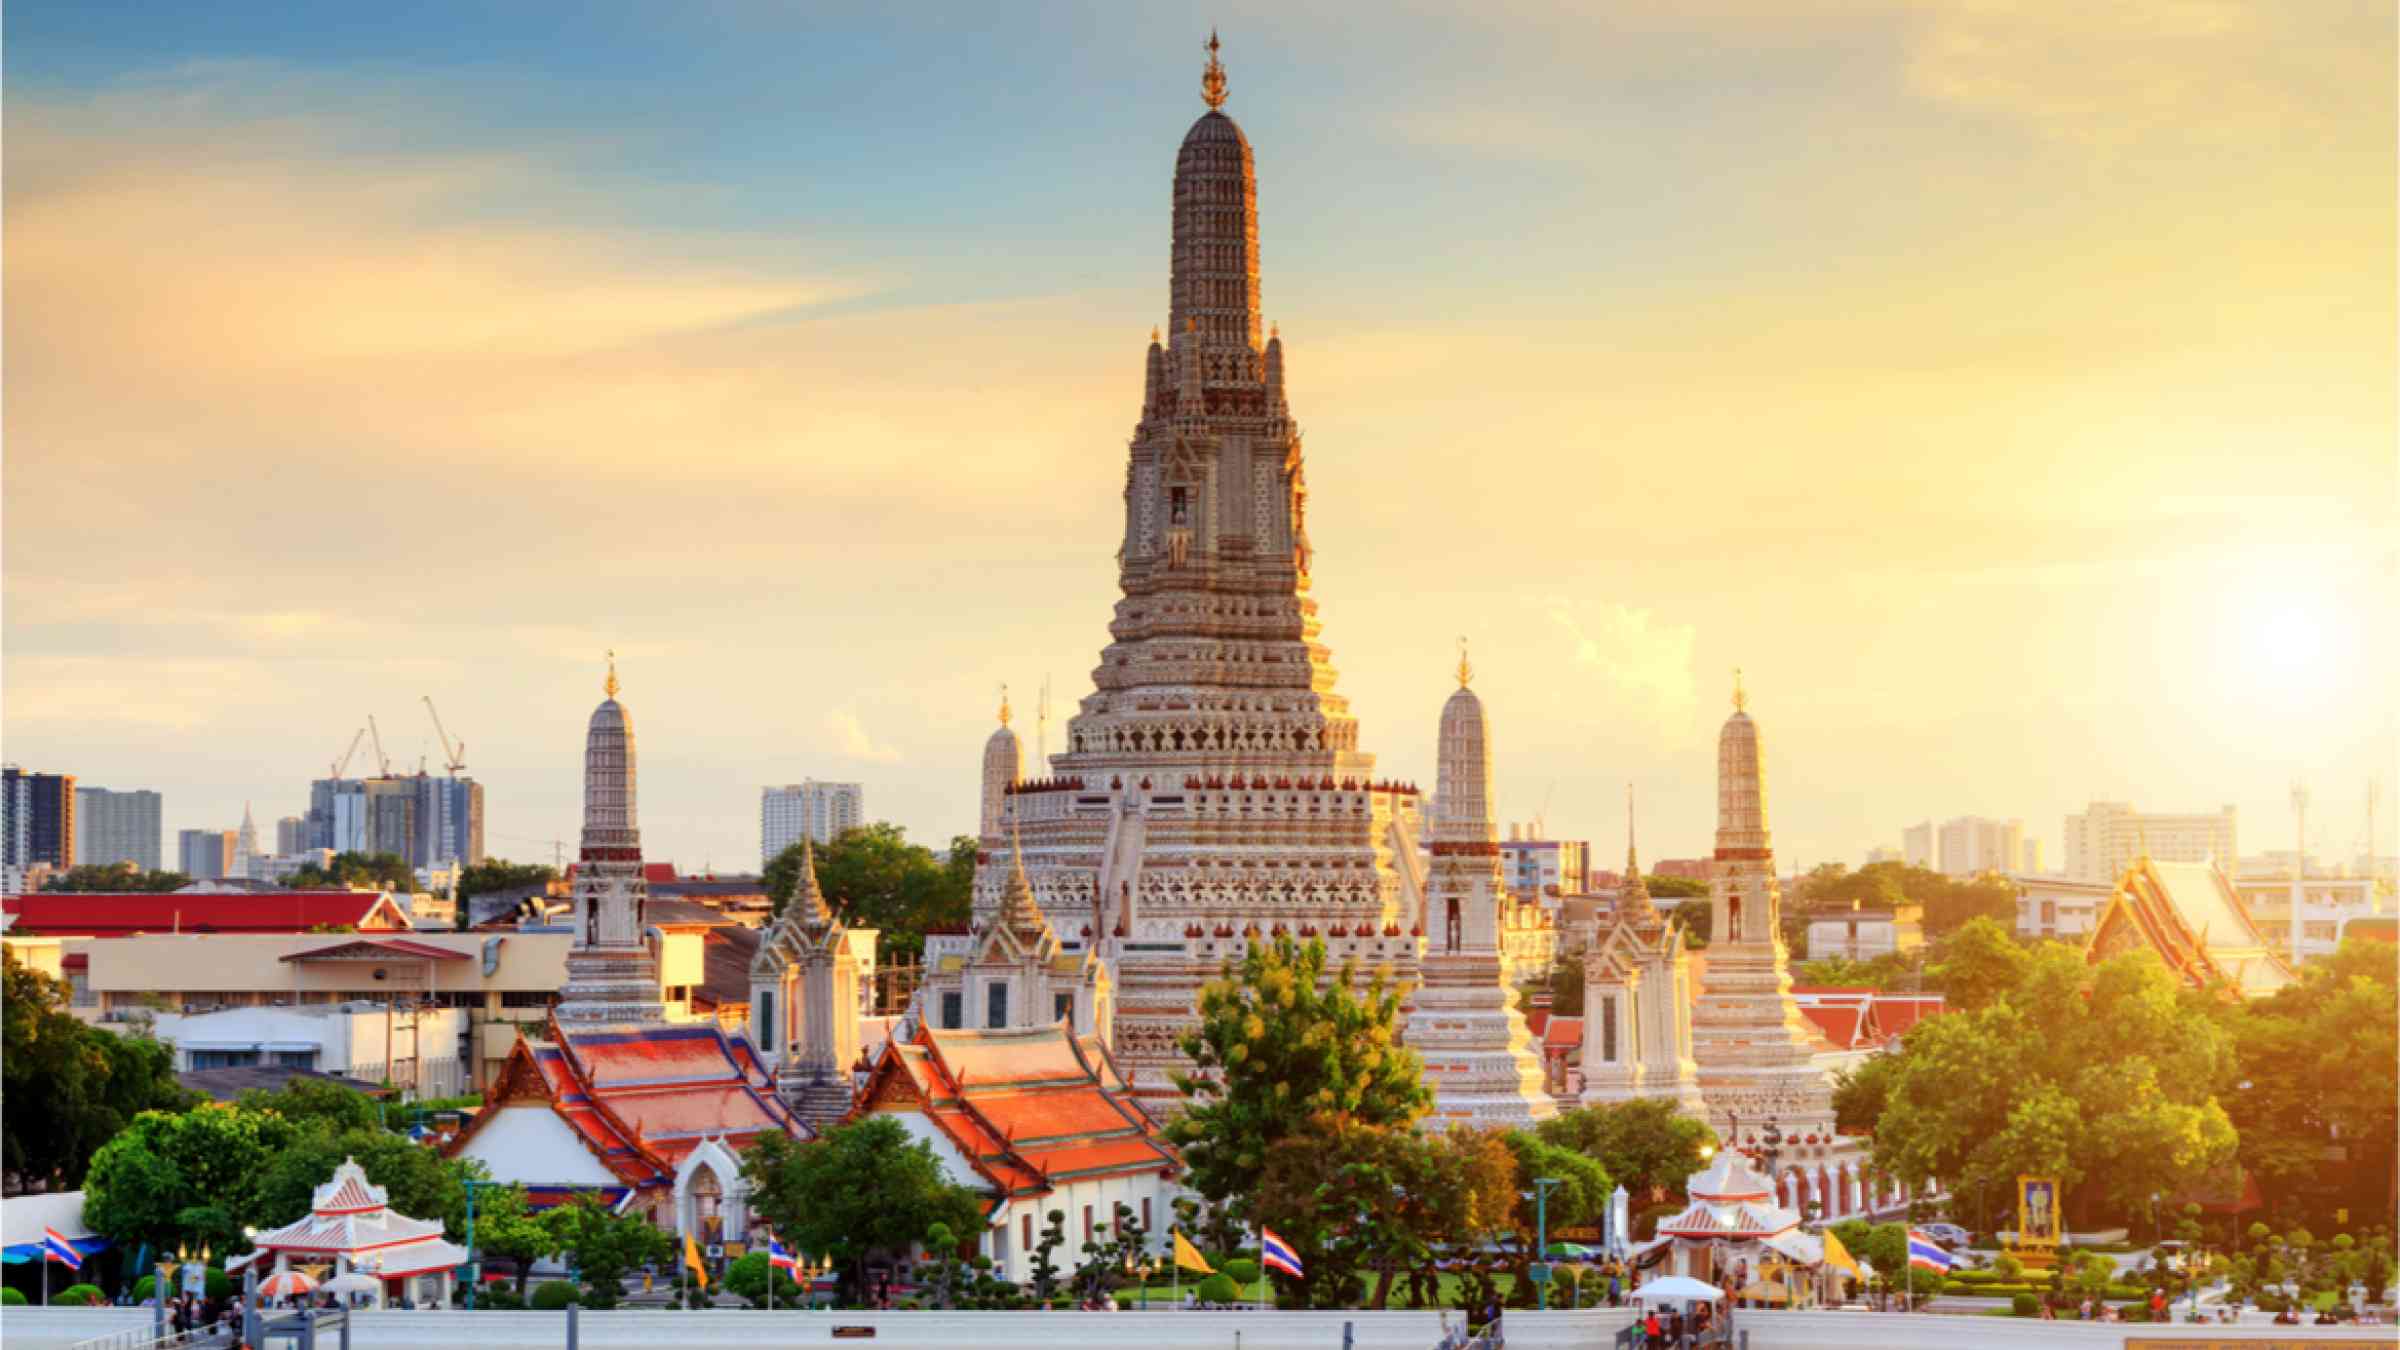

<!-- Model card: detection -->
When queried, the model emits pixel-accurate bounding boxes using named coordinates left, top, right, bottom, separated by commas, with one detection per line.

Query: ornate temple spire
left=998, top=684, right=1012, bottom=727
left=1170, top=32, right=1261, bottom=353
left=582, top=662, right=638, bottom=856
left=788, top=836, right=835, bottom=928
left=1622, top=783, right=1657, bottom=922
left=1457, top=635, right=1473, bottom=688
left=1201, top=28, right=1227, bottom=109
left=981, top=689, right=1025, bottom=839
left=604, top=648, right=620, bottom=701
left=994, top=829, right=1054, bottom=946
left=1714, top=669, right=1769, bottom=858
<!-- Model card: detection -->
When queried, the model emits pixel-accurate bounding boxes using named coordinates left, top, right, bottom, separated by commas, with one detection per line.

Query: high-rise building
left=760, top=781, right=864, bottom=863
left=2064, top=802, right=2238, bottom=883
left=411, top=774, right=486, bottom=868
left=178, top=828, right=236, bottom=880
left=275, top=816, right=306, bottom=855
left=1936, top=816, right=2024, bottom=877
left=319, top=778, right=419, bottom=860
left=1500, top=826, right=1591, bottom=900
left=3, top=767, right=77, bottom=873
left=1901, top=821, right=1934, bottom=869
left=75, top=788, right=163, bottom=871
left=2021, top=837, right=2045, bottom=874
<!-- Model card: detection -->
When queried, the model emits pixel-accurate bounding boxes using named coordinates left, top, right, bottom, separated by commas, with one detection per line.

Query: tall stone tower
left=1416, top=650, right=1555, bottom=1122
left=556, top=657, right=666, bottom=1025
left=1689, top=675, right=1839, bottom=1145
left=751, top=839, right=860, bottom=1128
left=944, top=37, right=1437, bottom=1110
left=980, top=691, right=1023, bottom=840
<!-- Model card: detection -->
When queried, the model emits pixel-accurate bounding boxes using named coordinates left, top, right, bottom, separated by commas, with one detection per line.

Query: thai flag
left=768, top=1238, right=799, bottom=1275
left=41, top=1227, right=84, bottom=1271
left=1906, top=1229, right=1957, bottom=1275
left=1259, top=1227, right=1304, bottom=1279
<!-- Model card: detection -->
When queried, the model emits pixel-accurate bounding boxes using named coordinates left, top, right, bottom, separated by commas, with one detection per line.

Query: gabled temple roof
left=250, top=1155, right=468, bottom=1276
left=444, top=1016, right=805, bottom=1196
left=853, top=1022, right=1175, bottom=1204
left=2088, top=857, right=2293, bottom=999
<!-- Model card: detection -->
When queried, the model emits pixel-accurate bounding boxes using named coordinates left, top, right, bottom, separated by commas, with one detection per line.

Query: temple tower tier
left=557, top=658, right=665, bottom=1025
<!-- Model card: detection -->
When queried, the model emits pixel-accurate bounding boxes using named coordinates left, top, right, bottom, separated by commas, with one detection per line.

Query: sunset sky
left=6, top=2, right=2393, bottom=875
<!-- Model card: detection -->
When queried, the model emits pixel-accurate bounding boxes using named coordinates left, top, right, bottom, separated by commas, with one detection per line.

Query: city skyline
left=4, top=3, right=2392, bottom=874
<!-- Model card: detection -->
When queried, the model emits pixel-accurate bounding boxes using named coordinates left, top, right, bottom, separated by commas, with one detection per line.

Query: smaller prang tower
left=1688, top=674, right=1839, bottom=1144
left=555, top=656, right=666, bottom=1025
left=1413, top=646, right=1555, bottom=1123
left=751, top=839, right=862, bottom=1129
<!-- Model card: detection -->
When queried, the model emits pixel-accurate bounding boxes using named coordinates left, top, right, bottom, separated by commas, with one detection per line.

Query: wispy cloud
left=825, top=710, right=904, bottom=765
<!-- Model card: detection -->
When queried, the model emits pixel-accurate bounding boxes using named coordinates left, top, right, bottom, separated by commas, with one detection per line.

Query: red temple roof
left=2, top=891, right=412, bottom=937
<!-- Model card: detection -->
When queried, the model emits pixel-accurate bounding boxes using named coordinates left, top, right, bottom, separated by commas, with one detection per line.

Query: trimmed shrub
left=2011, top=1293, right=2040, bottom=1318
left=1218, top=1258, right=1261, bottom=1286
left=530, top=1280, right=579, bottom=1311
left=1195, top=1273, right=1240, bottom=1305
left=477, top=1287, right=525, bottom=1310
left=54, top=1284, right=105, bottom=1306
left=1, top=1287, right=27, bottom=1306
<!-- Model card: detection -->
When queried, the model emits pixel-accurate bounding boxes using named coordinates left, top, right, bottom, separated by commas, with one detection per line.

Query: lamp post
left=461, top=1178, right=489, bottom=1310
left=1532, top=1176, right=1563, bottom=1312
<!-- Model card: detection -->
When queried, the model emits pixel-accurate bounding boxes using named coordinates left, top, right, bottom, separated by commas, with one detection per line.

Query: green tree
left=1026, top=1209, right=1068, bottom=1303
left=1534, top=1099, right=1717, bottom=1204
left=40, top=863, right=192, bottom=893
left=2218, top=939, right=2399, bottom=1220
left=722, top=1249, right=805, bottom=1308
left=232, top=1075, right=381, bottom=1137
left=1253, top=1117, right=1518, bottom=1310
left=83, top=1104, right=301, bottom=1255
left=1501, top=1130, right=1612, bottom=1241
left=286, top=851, right=414, bottom=892
left=456, top=858, right=558, bottom=900
left=1929, top=917, right=2032, bottom=1011
left=1647, top=875, right=1709, bottom=899
left=1670, top=899, right=1711, bottom=947
left=540, top=1192, right=671, bottom=1308
left=1831, top=1052, right=1902, bottom=1135
left=764, top=824, right=973, bottom=960
left=3, top=951, right=193, bottom=1189
left=741, top=1115, right=985, bottom=1306
left=250, top=1127, right=478, bottom=1238
left=1168, top=937, right=1430, bottom=1220
left=466, top=1183, right=557, bottom=1297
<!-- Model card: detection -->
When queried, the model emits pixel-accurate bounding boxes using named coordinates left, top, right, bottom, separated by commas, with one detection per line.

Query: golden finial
left=1456, top=636, right=1473, bottom=688
left=1270, top=321, right=1280, bottom=340
left=1201, top=29, right=1228, bottom=110
left=1732, top=666, right=1746, bottom=712
left=604, top=649, right=620, bottom=700
left=1150, top=326, right=1160, bottom=345
left=999, top=684, right=1012, bottom=728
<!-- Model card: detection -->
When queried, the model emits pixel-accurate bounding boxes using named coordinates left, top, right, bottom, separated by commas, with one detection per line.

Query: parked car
left=1918, top=1223, right=1973, bottom=1249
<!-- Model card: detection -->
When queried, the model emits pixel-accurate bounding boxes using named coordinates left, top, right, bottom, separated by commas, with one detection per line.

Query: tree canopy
left=285, top=851, right=415, bottom=892
left=764, top=824, right=975, bottom=960
left=1787, top=861, right=2014, bottom=944
left=3, top=950, right=192, bottom=1190
left=1168, top=937, right=1430, bottom=1217
left=742, top=1114, right=985, bottom=1304
left=2215, top=940, right=2398, bottom=1219
left=456, top=858, right=557, bottom=900
left=1534, top=1099, right=1716, bottom=1205
left=83, top=1103, right=305, bottom=1254
left=40, top=863, right=191, bottom=893
left=1253, top=1117, right=1517, bottom=1309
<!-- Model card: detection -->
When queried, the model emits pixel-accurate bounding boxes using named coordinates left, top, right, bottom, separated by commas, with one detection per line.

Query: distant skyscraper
left=761, top=781, right=865, bottom=863
left=2021, top=837, right=2045, bottom=874
left=410, top=774, right=486, bottom=867
left=178, top=828, right=235, bottom=880
left=275, top=815, right=306, bottom=855
left=1936, top=816, right=2024, bottom=877
left=75, top=788, right=163, bottom=871
left=2, top=767, right=76, bottom=873
left=1901, top=820, right=1934, bottom=869
left=2065, top=802, right=2237, bottom=883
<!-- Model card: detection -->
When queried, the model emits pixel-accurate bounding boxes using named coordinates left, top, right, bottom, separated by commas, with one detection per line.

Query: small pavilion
left=1638, top=1149, right=1825, bottom=1305
left=246, top=1157, right=466, bottom=1308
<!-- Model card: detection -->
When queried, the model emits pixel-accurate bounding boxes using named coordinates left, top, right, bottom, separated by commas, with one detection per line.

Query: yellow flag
left=684, top=1234, right=710, bottom=1289
left=1172, top=1230, right=1214, bottom=1275
left=1820, top=1226, right=1861, bottom=1278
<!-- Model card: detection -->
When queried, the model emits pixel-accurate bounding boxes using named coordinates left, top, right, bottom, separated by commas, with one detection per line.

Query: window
left=274, top=1050, right=319, bottom=1069
left=502, top=991, right=555, bottom=1008
left=1169, top=486, right=1189, bottom=524
left=1601, top=996, right=1618, bottom=1063
left=1022, top=1213, right=1034, bottom=1253
left=941, top=992, right=963, bottom=1030
left=190, top=1050, right=262, bottom=1070
left=2040, top=901, right=2057, bottom=925
left=987, top=982, right=1009, bottom=1029
left=758, top=991, right=776, bottom=1053
left=1054, top=993, right=1074, bottom=1024
left=1141, top=1198, right=1152, bottom=1233
left=1083, top=1205, right=1094, bottom=1243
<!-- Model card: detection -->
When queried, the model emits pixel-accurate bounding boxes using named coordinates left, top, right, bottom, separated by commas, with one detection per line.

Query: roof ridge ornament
left=605, top=649, right=620, bottom=701
left=1732, top=666, right=1745, bottom=713
left=1201, top=29, right=1227, bottom=110
left=998, top=683, right=1012, bottom=728
left=1456, top=635, right=1473, bottom=689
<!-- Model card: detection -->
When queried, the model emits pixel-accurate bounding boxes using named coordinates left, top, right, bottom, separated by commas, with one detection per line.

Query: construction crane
left=329, top=728, right=366, bottom=780
left=366, top=715, right=392, bottom=777
left=422, top=696, right=466, bottom=777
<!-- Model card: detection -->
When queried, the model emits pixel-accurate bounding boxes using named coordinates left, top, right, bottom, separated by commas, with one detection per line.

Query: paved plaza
left=8, top=1307, right=2396, bottom=1350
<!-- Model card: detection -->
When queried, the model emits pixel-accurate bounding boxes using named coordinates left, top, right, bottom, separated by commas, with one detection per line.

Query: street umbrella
left=1546, top=1242, right=1599, bottom=1259
left=257, top=1270, right=320, bottom=1299
left=321, top=1271, right=382, bottom=1297
left=1633, top=1275, right=1724, bottom=1305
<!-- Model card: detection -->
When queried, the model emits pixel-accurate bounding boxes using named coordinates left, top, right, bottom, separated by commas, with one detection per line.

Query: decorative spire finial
left=605, top=649, right=620, bottom=700
left=1270, top=320, right=1279, bottom=340
left=1732, top=666, right=1745, bottom=712
left=1457, top=636, right=1473, bottom=688
left=1150, top=326, right=1160, bottom=344
left=999, top=684, right=1012, bottom=728
left=1201, top=29, right=1227, bottom=110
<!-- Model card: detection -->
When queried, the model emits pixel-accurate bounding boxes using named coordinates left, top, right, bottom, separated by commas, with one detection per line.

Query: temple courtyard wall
left=7, top=1307, right=2389, bottom=1349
